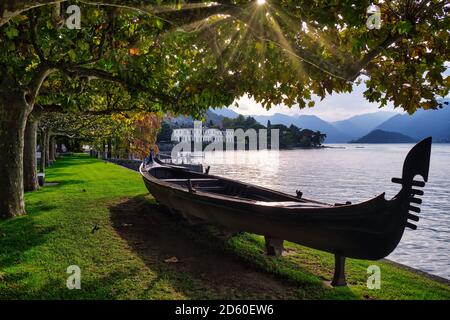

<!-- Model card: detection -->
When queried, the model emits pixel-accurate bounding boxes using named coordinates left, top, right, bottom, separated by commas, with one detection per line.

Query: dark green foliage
left=269, top=124, right=326, bottom=149
left=222, top=115, right=265, bottom=130
left=157, top=122, right=173, bottom=143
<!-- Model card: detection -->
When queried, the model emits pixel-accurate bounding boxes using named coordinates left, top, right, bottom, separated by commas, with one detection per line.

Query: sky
left=229, top=81, right=404, bottom=122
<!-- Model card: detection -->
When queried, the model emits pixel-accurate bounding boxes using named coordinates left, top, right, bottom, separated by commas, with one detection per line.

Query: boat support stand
left=264, top=236, right=348, bottom=287
left=264, top=236, right=284, bottom=256
left=331, top=255, right=347, bottom=286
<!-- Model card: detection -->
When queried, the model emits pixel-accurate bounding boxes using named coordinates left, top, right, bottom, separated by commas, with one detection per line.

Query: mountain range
left=375, top=106, right=450, bottom=142
left=214, top=98, right=450, bottom=143
left=173, top=98, right=450, bottom=143
left=332, top=112, right=397, bottom=141
left=212, top=108, right=398, bottom=142
left=211, top=108, right=402, bottom=142
left=249, top=113, right=352, bottom=143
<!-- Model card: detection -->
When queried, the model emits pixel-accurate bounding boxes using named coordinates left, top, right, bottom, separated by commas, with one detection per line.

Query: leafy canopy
left=0, top=0, right=448, bottom=116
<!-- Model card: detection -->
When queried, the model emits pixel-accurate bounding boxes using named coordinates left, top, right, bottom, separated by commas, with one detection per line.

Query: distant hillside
left=209, top=107, right=240, bottom=119
left=252, top=113, right=350, bottom=143
left=205, top=110, right=225, bottom=126
left=295, top=115, right=350, bottom=143
left=252, top=113, right=294, bottom=127
left=351, top=130, right=417, bottom=143
left=166, top=110, right=225, bottom=127
left=332, top=111, right=397, bottom=141
left=376, top=100, right=450, bottom=142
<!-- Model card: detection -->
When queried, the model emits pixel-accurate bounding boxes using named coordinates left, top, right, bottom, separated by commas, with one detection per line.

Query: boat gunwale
left=139, top=163, right=391, bottom=214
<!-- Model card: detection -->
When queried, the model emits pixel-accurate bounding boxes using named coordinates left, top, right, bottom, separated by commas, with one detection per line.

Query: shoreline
left=157, top=142, right=331, bottom=152
left=383, top=258, right=450, bottom=286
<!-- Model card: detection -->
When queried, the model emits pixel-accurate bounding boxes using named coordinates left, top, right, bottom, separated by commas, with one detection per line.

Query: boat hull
left=142, top=172, right=406, bottom=260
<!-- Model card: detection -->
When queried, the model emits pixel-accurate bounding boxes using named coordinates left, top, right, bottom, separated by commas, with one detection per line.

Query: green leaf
left=396, top=21, right=412, bottom=35
left=155, top=19, right=163, bottom=30
left=5, top=27, right=19, bottom=39
left=68, top=50, right=77, bottom=61
left=255, top=42, right=264, bottom=52
left=77, top=42, right=90, bottom=51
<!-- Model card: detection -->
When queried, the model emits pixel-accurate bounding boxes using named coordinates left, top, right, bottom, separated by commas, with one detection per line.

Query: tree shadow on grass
left=0, top=215, right=55, bottom=270
left=0, top=268, right=147, bottom=300
left=109, top=196, right=356, bottom=300
left=25, top=200, right=57, bottom=213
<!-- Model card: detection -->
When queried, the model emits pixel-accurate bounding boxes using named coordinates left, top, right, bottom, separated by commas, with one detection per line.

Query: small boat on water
left=140, top=138, right=432, bottom=286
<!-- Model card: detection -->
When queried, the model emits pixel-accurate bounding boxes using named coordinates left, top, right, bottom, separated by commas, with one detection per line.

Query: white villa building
left=172, top=127, right=234, bottom=144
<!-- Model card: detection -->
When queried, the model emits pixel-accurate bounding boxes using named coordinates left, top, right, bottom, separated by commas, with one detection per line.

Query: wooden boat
left=140, top=138, right=432, bottom=286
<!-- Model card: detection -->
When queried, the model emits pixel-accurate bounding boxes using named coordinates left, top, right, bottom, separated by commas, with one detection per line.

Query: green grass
left=0, top=154, right=448, bottom=299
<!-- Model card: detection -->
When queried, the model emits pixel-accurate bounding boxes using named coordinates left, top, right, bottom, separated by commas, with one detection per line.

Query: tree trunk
left=23, top=116, right=39, bottom=192
left=40, top=130, right=47, bottom=173
left=107, top=138, right=112, bottom=159
left=113, top=137, right=117, bottom=158
left=45, top=130, right=50, bottom=167
left=0, top=65, right=53, bottom=219
left=0, top=92, right=30, bottom=219
left=49, top=135, right=56, bottom=162
left=101, top=140, right=106, bottom=159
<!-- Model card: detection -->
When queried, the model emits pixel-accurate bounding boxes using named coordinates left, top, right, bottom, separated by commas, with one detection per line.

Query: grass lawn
left=0, top=154, right=449, bottom=299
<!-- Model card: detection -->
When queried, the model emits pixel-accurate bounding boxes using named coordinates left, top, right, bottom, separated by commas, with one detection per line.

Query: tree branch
left=351, top=33, right=404, bottom=81
left=61, top=66, right=140, bottom=88
left=29, top=10, right=46, bottom=63
left=1, top=0, right=241, bottom=27
left=26, top=64, right=56, bottom=108
left=38, top=103, right=148, bottom=115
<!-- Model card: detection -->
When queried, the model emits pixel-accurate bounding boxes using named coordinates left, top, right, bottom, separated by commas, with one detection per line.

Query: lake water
left=189, top=144, right=449, bottom=279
